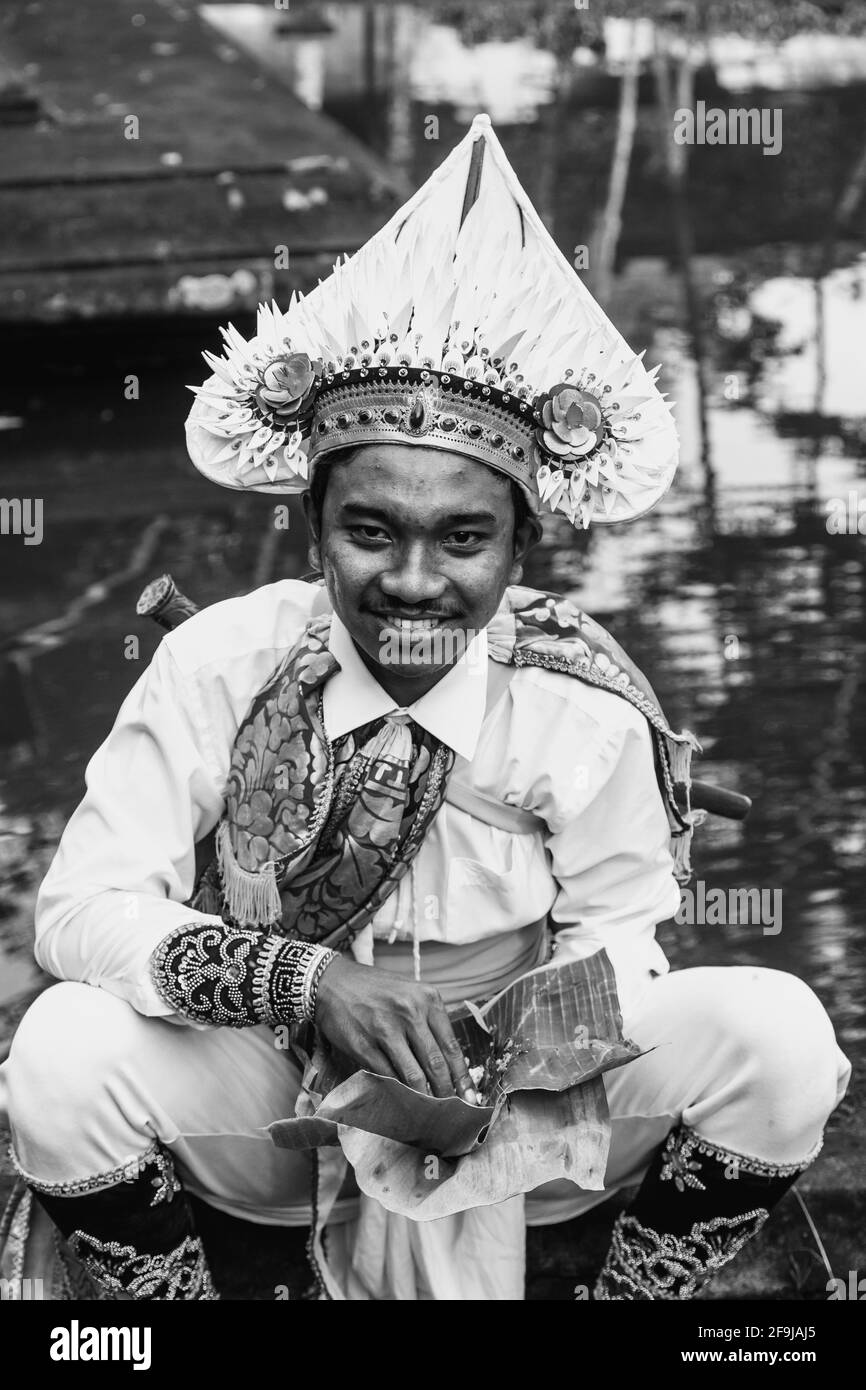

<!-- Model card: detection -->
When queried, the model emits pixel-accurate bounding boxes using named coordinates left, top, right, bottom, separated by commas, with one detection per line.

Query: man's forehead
left=327, top=446, right=510, bottom=515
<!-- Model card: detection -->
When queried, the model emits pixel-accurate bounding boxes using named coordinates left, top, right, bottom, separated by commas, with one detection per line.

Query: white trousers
left=2, top=965, right=850, bottom=1233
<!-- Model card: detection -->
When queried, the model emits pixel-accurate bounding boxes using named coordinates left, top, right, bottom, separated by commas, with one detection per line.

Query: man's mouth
left=370, top=610, right=457, bottom=627
left=366, top=610, right=470, bottom=667
left=376, top=615, right=447, bottom=630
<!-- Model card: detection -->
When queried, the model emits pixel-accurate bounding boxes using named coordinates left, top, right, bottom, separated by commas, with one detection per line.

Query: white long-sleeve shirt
left=34, top=579, right=679, bottom=1020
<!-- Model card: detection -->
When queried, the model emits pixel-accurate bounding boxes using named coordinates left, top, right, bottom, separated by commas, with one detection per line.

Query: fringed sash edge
left=215, top=819, right=283, bottom=930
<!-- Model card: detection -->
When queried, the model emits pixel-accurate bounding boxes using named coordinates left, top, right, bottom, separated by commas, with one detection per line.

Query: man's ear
left=301, top=491, right=323, bottom=574
left=509, top=514, right=542, bottom=585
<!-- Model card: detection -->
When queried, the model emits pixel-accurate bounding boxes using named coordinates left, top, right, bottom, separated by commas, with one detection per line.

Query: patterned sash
left=194, top=586, right=697, bottom=950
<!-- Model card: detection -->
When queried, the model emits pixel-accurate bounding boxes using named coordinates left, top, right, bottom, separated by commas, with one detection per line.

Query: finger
left=329, top=1037, right=394, bottom=1079
left=407, top=1024, right=458, bottom=1100
left=382, top=1040, right=432, bottom=1095
left=362, top=1048, right=397, bottom=1079
left=426, top=1006, right=479, bottom=1104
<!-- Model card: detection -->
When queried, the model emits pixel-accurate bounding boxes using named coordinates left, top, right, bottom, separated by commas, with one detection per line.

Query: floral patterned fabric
left=202, top=610, right=454, bottom=947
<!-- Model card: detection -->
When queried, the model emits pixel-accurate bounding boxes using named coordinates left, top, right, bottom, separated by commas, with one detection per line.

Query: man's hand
left=315, top=955, right=479, bottom=1103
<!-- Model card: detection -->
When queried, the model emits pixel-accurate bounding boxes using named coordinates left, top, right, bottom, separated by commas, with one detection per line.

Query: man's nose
left=378, top=542, right=447, bottom=605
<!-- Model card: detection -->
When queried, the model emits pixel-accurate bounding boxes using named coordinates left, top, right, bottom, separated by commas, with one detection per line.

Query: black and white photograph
left=0, top=0, right=864, bottom=1351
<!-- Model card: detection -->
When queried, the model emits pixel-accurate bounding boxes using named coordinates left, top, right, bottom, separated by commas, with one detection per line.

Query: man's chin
left=378, top=661, right=450, bottom=683
left=370, top=647, right=453, bottom=681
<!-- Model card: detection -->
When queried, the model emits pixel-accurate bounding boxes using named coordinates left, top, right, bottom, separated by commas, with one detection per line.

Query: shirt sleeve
left=522, top=678, right=680, bottom=1014
left=34, top=640, right=230, bottom=1020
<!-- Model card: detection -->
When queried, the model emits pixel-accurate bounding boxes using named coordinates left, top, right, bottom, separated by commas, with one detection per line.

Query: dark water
left=1, top=6, right=865, bottom=1091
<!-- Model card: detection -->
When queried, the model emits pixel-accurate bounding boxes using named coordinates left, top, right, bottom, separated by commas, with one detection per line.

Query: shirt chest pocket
left=444, top=848, right=550, bottom=933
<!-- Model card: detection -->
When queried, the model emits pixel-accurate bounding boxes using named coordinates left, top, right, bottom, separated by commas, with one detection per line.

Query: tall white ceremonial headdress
left=186, top=114, right=678, bottom=529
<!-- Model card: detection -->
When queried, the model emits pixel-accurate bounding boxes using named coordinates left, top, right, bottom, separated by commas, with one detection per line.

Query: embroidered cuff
left=659, top=1126, right=822, bottom=1185
left=9, top=1139, right=179, bottom=1204
left=149, top=923, right=337, bottom=1028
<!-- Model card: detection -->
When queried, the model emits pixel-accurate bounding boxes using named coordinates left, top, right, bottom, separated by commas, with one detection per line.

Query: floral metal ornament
left=532, top=349, right=673, bottom=528
left=252, top=351, right=321, bottom=423
left=539, top=382, right=607, bottom=459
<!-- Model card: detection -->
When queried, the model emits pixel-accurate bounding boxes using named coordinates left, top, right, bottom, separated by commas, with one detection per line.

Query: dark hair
left=308, top=448, right=531, bottom=540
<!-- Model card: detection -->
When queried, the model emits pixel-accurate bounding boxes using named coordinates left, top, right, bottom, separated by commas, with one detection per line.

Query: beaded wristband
left=151, top=923, right=338, bottom=1029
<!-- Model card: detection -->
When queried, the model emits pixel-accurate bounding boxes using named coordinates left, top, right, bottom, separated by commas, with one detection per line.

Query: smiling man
left=1, top=117, right=850, bottom=1302
left=306, top=444, right=536, bottom=698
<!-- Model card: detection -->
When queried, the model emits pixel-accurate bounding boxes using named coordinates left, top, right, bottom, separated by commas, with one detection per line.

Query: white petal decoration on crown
left=184, top=300, right=323, bottom=494
left=185, top=113, right=678, bottom=526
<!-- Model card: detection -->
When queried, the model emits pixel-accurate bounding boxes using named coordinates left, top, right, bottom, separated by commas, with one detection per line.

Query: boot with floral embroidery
left=593, top=1123, right=814, bottom=1300
left=19, top=1142, right=218, bottom=1300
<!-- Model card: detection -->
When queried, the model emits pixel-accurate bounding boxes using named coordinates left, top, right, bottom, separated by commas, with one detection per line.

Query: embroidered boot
left=593, top=1123, right=813, bottom=1300
left=22, top=1142, right=218, bottom=1300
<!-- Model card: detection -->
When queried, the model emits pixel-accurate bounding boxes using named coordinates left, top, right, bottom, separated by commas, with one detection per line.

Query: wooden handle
left=136, top=576, right=753, bottom=822
left=136, top=574, right=200, bottom=630
left=682, top=779, right=752, bottom=821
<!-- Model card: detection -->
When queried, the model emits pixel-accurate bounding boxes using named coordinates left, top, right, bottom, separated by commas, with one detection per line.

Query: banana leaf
left=268, top=950, right=641, bottom=1210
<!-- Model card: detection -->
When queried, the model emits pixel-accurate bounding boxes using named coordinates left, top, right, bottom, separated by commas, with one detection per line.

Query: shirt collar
left=323, top=612, right=488, bottom=762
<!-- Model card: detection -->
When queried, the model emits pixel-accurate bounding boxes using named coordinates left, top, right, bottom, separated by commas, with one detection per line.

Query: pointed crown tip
left=470, top=113, right=492, bottom=134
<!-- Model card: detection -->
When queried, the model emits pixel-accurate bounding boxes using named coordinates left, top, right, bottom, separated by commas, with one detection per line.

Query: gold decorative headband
left=308, top=369, right=537, bottom=489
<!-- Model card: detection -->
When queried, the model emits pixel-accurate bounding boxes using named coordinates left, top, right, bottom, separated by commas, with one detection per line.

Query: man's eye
left=350, top=525, right=390, bottom=542
left=446, top=531, right=483, bottom=547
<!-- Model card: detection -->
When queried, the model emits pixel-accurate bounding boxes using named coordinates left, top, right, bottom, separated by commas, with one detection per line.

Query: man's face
left=303, top=444, right=533, bottom=690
